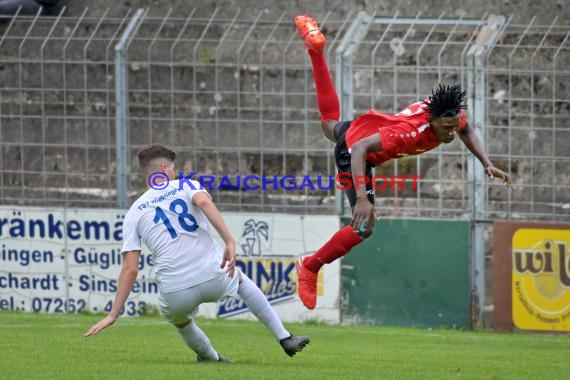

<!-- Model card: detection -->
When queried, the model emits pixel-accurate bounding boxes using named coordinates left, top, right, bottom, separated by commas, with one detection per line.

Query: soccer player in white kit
left=85, top=144, right=309, bottom=362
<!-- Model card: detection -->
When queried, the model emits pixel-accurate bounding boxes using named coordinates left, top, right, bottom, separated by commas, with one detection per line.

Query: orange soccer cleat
left=294, top=15, right=326, bottom=54
left=295, top=256, right=318, bottom=309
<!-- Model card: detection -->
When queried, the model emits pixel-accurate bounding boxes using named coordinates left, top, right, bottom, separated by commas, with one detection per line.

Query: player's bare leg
left=321, top=120, right=337, bottom=143
left=295, top=15, right=339, bottom=143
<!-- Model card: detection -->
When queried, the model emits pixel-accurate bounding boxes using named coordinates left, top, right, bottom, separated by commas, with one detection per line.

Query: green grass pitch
left=0, top=311, right=568, bottom=379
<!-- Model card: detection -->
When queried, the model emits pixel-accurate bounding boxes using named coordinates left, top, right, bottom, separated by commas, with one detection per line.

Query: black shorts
left=333, top=121, right=375, bottom=208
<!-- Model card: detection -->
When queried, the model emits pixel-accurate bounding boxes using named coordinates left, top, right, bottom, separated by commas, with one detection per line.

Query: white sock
left=177, top=320, right=219, bottom=361
left=238, top=274, right=290, bottom=341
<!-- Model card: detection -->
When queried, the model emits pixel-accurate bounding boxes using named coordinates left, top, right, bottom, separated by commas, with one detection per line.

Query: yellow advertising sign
left=512, top=228, right=570, bottom=331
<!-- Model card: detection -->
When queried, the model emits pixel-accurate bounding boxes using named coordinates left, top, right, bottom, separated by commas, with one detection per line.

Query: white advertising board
left=0, top=207, right=340, bottom=323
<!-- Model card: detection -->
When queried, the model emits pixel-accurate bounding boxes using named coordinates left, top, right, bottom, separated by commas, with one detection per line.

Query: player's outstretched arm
left=84, top=251, right=140, bottom=337
left=192, top=192, right=236, bottom=278
left=459, top=123, right=511, bottom=188
left=349, top=133, right=383, bottom=234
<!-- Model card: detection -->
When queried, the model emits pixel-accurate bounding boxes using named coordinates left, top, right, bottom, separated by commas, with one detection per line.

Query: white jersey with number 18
left=121, top=179, right=225, bottom=293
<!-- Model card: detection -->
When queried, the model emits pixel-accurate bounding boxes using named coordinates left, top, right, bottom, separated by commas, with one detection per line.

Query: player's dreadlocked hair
left=424, top=84, right=467, bottom=121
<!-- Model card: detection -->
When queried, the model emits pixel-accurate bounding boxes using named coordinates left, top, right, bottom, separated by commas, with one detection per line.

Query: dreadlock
left=424, top=84, right=467, bottom=121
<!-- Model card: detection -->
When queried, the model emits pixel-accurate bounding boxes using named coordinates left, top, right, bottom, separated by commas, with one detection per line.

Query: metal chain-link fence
left=1, top=9, right=568, bottom=220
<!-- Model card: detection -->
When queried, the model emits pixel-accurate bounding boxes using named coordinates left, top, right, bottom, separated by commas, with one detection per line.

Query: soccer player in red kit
left=294, top=15, right=511, bottom=309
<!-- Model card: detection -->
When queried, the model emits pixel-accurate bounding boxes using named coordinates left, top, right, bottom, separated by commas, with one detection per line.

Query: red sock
left=304, top=226, right=363, bottom=273
left=308, top=50, right=340, bottom=122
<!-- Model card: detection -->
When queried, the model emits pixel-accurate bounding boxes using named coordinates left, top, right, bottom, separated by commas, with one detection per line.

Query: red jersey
left=345, top=100, right=467, bottom=166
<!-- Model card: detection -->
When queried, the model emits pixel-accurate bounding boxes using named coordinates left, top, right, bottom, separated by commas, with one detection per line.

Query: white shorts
left=158, top=270, right=241, bottom=325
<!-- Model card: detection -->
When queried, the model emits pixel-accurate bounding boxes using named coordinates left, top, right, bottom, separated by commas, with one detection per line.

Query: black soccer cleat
left=279, top=335, right=310, bottom=357
left=197, top=353, right=230, bottom=363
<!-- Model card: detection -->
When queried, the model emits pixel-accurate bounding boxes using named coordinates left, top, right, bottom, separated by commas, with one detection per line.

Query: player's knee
left=322, top=121, right=337, bottom=142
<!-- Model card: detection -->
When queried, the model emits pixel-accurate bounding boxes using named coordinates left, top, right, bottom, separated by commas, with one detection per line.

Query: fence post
left=115, top=9, right=145, bottom=208
left=467, top=53, right=487, bottom=328
left=467, top=15, right=506, bottom=327
left=335, top=11, right=373, bottom=214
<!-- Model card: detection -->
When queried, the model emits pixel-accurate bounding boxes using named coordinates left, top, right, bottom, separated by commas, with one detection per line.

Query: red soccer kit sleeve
left=344, top=100, right=467, bottom=166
